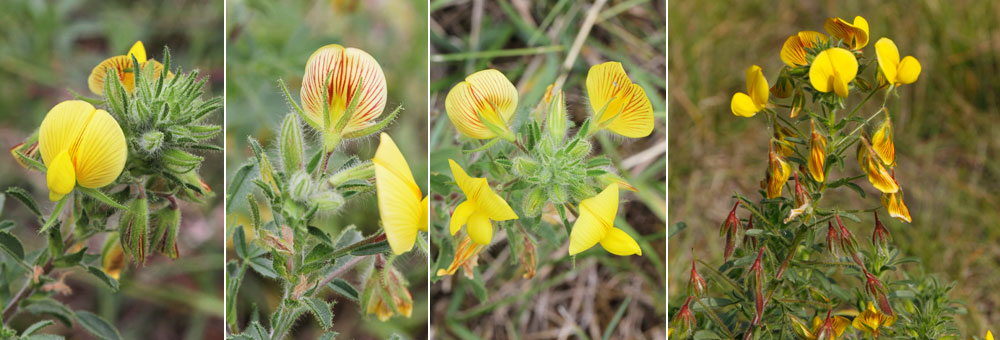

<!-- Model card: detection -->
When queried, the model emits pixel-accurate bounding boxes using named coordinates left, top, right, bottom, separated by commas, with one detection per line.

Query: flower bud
left=537, top=135, right=556, bottom=156
left=808, top=121, right=827, bottom=183
left=140, top=130, right=164, bottom=154
left=671, top=296, right=696, bottom=338
left=161, top=148, right=203, bottom=174
left=864, top=270, right=894, bottom=317
left=773, top=121, right=798, bottom=157
left=827, top=221, right=841, bottom=258
left=546, top=88, right=569, bottom=142
left=362, top=259, right=413, bottom=321
left=720, top=202, right=742, bottom=261
left=518, top=187, right=545, bottom=218
left=119, top=197, right=149, bottom=263
left=871, top=113, right=896, bottom=167
left=548, top=184, right=568, bottom=205
left=9, top=140, right=39, bottom=169
left=511, top=156, right=539, bottom=179
left=150, top=205, right=181, bottom=259
left=311, top=191, right=345, bottom=216
left=327, top=161, right=374, bottom=187
left=568, top=139, right=592, bottom=159
left=279, top=113, right=305, bottom=173
left=689, top=258, right=707, bottom=297
left=859, top=137, right=899, bottom=194
left=288, top=171, right=313, bottom=202
left=872, top=212, right=891, bottom=255
left=766, top=143, right=792, bottom=199
left=790, top=87, right=805, bottom=118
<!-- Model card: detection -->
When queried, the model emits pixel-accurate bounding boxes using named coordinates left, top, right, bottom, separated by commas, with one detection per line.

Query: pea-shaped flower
left=809, top=48, right=858, bottom=98
left=780, top=31, right=828, bottom=67
left=568, top=184, right=641, bottom=256
left=586, top=62, right=654, bottom=137
left=300, top=44, right=387, bottom=144
left=825, top=16, right=869, bottom=50
left=39, top=101, right=127, bottom=201
left=448, top=159, right=518, bottom=245
left=373, top=133, right=428, bottom=255
left=88, top=41, right=170, bottom=96
left=444, top=69, right=518, bottom=140
left=731, top=65, right=769, bottom=117
left=875, top=38, right=921, bottom=87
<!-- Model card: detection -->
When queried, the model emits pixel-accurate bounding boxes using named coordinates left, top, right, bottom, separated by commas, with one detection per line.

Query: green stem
left=696, top=298, right=736, bottom=340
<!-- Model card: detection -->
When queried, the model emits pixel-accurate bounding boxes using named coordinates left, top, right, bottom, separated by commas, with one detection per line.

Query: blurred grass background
left=668, top=0, right=1000, bottom=335
left=0, top=0, right=224, bottom=339
left=429, top=0, right=666, bottom=338
left=224, top=0, right=428, bottom=338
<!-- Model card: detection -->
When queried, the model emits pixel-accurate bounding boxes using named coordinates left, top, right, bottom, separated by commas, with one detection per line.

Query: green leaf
left=226, top=163, right=255, bottom=213
left=318, top=332, right=339, bottom=340
left=23, top=298, right=74, bottom=326
left=242, top=320, right=270, bottom=340
left=248, top=255, right=278, bottom=279
left=20, top=319, right=54, bottom=336
left=328, top=279, right=360, bottom=302
left=669, top=222, right=687, bottom=238
left=86, top=266, right=120, bottom=291
left=844, top=182, right=867, bottom=198
left=52, top=248, right=86, bottom=268
left=233, top=226, right=249, bottom=259
left=38, top=197, right=67, bottom=234
left=308, top=226, right=333, bottom=245
left=77, top=188, right=127, bottom=210
left=74, top=311, right=122, bottom=340
left=0, top=230, right=25, bottom=260
left=305, top=243, right=334, bottom=265
left=303, top=297, right=334, bottom=330
left=468, top=270, right=488, bottom=303
left=349, top=240, right=391, bottom=256
left=602, top=296, right=631, bottom=340
left=6, top=187, right=41, bottom=217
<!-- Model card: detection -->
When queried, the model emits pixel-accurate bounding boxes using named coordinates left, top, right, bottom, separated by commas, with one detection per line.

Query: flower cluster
left=226, top=44, right=422, bottom=339
left=671, top=16, right=953, bottom=340
left=434, top=61, right=654, bottom=282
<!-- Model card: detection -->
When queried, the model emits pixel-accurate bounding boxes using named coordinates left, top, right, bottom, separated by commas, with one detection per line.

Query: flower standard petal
left=569, top=184, right=618, bottom=255
left=73, top=109, right=127, bottom=189
left=373, top=133, right=424, bottom=255
left=747, top=65, right=769, bottom=111
left=586, top=62, right=654, bottom=138
left=810, top=48, right=858, bottom=97
left=875, top=38, right=901, bottom=85
left=300, top=44, right=387, bottom=134
left=780, top=35, right=808, bottom=67
left=445, top=69, right=517, bottom=139
left=38, top=101, right=94, bottom=165
left=825, top=16, right=869, bottom=50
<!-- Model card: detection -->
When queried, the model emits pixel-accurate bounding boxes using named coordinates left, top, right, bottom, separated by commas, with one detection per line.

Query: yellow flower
left=568, top=184, right=642, bottom=256
left=445, top=69, right=518, bottom=140
left=825, top=16, right=870, bottom=50
left=88, top=41, right=171, bottom=96
left=373, top=133, right=428, bottom=255
left=881, top=190, right=912, bottom=223
left=875, top=38, right=921, bottom=87
left=791, top=314, right=850, bottom=340
left=858, top=137, right=899, bottom=194
left=781, top=31, right=829, bottom=67
left=731, top=65, right=769, bottom=117
left=766, top=143, right=791, bottom=199
left=101, top=238, right=126, bottom=281
left=300, top=44, right=387, bottom=136
left=809, top=48, right=858, bottom=98
left=38, top=101, right=127, bottom=201
left=852, top=302, right=896, bottom=338
left=436, top=235, right=484, bottom=279
left=987, top=330, right=994, bottom=340
left=448, top=159, right=518, bottom=245
left=871, top=115, right=896, bottom=167
left=774, top=121, right=798, bottom=157
left=585, top=61, right=654, bottom=137
left=808, top=121, right=827, bottom=183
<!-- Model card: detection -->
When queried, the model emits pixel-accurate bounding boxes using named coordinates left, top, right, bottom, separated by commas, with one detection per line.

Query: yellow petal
left=373, top=133, right=423, bottom=255
left=419, top=196, right=429, bottom=232
left=127, top=41, right=147, bottom=64
left=833, top=71, right=850, bottom=98
left=730, top=92, right=759, bottom=117
left=825, top=16, right=869, bottom=49
left=38, top=101, right=94, bottom=166
left=780, top=35, right=808, bottom=67
left=46, top=150, right=75, bottom=201
left=798, top=31, right=829, bottom=48
left=896, top=56, right=921, bottom=85
left=809, top=126, right=827, bottom=183
left=875, top=38, right=901, bottom=85
left=600, top=227, right=641, bottom=256
left=445, top=69, right=517, bottom=139
left=466, top=211, right=494, bottom=245
left=809, top=48, right=858, bottom=95
left=300, top=44, right=387, bottom=134
left=852, top=16, right=870, bottom=49
left=986, top=330, right=993, bottom=340
left=866, top=156, right=899, bottom=194
left=881, top=192, right=912, bottom=223
left=102, top=242, right=126, bottom=281
left=569, top=184, right=618, bottom=255
left=586, top=62, right=654, bottom=138
left=872, top=118, right=895, bottom=167
left=831, top=316, right=851, bottom=336
left=88, top=55, right=135, bottom=95
left=450, top=200, right=475, bottom=235
left=73, top=109, right=127, bottom=188
left=746, top=65, right=768, bottom=109
left=448, top=159, right=517, bottom=221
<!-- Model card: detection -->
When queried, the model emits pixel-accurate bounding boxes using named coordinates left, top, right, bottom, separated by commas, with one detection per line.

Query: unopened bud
left=808, top=120, right=827, bottom=183
left=689, top=258, right=707, bottom=297
left=362, top=260, right=413, bottom=321
left=311, top=191, right=345, bottom=216
left=511, top=156, right=540, bottom=179
left=279, top=113, right=305, bottom=173
left=289, top=171, right=313, bottom=202
left=766, top=143, right=792, bottom=199
left=521, top=187, right=546, bottom=217
left=770, top=68, right=794, bottom=98
left=671, top=296, right=696, bottom=338
left=120, top=197, right=149, bottom=263
left=546, top=89, right=568, bottom=142
left=548, top=185, right=568, bottom=205
left=140, top=130, right=165, bottom=154
left=790, top=87, right=805, bottom=118
left=162, top=148, right=203, bottom=174
left=150, top=205, right=181, bottom=259
left=872, top=212, right=891, bottom=255
left=327, top=161, right=374, bottom=187
left=568, top=139, right=592, bottom=159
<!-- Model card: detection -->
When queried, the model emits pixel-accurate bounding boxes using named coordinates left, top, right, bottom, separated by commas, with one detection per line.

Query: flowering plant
left=1, top=41, right=221, bottom=339
left=224, top=44, right=421, bottom=339
left=668, top=16, right=976, bottom=340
